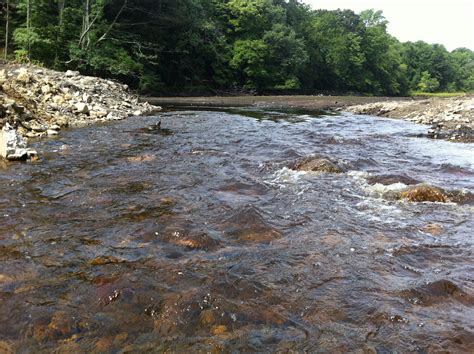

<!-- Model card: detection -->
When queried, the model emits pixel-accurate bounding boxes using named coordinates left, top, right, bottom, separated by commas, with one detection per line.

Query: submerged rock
left=447, top=190, right=474, bottom=205
left=222, top=206, right=282, bottom=243
left=400, top=184, right=449, bottom=203
left=367, top=174, right=420, bottom=186
left=400, top=279, right=474, bottom=306
left=293, top=156, right=345, bottom=173
left=162, top=230, right=220, bottom=251
left=421, top=223, right=444, bottom=235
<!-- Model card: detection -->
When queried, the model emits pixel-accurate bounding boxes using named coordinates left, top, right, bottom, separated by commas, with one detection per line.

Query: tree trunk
left=82, top=0, right=90, bottom=49
left=4, top=0, right=9, bottom=59
left=55, top=0, right=66, bottom=65
left=27, top=0, right=31, bottom=59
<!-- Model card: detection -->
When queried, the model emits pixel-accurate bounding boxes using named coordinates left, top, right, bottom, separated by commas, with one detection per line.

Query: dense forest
left=1, top=0, right=473, bottom=95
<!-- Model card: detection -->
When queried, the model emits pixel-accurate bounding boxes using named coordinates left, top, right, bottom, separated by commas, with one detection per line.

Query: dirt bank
left=145, top=95, right=474, bottom=143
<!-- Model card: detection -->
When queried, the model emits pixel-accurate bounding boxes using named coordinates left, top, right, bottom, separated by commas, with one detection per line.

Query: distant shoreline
left=143, top=95, right=474, bottom=143
left=143, top=95, right=411, bottom=111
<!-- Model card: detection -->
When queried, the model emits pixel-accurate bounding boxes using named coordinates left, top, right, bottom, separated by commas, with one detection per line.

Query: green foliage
left=2, top=0, right=473, bottom=95
left=14, top=48, right=29, bottom=62
left=231, top=39, right=269, bottom=89
left=417, top=70, right=440, bottom=92
left=411, top=91, right=466, bottom=97
left=359, top=9, right=388, bottom=28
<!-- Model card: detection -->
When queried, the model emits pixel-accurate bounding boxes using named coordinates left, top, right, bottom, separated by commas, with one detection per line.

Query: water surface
left=1, top=108, right=473, bottom=352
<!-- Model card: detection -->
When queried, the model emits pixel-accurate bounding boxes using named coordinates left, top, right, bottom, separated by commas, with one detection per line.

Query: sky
left=305, top=0, right=474, bottom=51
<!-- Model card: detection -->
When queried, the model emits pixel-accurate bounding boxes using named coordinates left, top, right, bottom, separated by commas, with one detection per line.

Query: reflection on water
left=1, top=109, right=473, bottom=352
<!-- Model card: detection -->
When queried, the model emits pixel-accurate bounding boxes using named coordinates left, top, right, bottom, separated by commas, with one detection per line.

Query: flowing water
left=1, top=108, right=473, bottom=352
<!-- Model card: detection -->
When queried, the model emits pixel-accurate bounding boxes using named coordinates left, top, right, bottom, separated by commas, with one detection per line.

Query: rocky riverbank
left=344, top=95, right=474, bottom=142
left=146, top=94, right=474, bottom=143
left=0, top=64, right=159, bottom=160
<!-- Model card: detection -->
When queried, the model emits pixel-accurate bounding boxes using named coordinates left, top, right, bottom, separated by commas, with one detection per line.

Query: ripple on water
left=0, top=109, right=473, bottom=351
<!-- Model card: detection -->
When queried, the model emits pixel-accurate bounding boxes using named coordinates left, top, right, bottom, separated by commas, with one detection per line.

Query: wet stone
left=447, top=190, right=474, bottom=205
left=126, top=154, right=156, bottom=163
left=0, top=340, right=14, bottom=354
left=367, top=174, right=420, bottom=186
left=200, top=309, right=217, bottom=326
left=400, top=279, right=474, bottom=306
left=211, top=325, right=228, bottom=336
left=400, top=184, right=449, bottom=203
left=222, top=206, right=282, bottom=243
left=89, top=256, right=125, bottom=266
left=292, top=156, right=345, bottom=173
left=95, top=336, right=114, bottom=352
left=173, top=232, right=220, bottom=251
left=47, top=311, right=77, bottom=338
left=421, top=223, right=443, bottom=236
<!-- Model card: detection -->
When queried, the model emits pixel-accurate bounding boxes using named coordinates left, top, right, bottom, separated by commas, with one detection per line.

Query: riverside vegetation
left=0, top=0, right=473, bottom=96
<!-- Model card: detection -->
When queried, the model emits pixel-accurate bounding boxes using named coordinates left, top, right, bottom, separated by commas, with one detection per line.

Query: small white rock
left=47, top=129, right=59, bottom=136
left=41, top=85, right=51, bottom=94
left=16, top=68, right=30, bottom=83
left=65, top=70, right=79, bottom=77
left=74, top=102, right=89, bottom=114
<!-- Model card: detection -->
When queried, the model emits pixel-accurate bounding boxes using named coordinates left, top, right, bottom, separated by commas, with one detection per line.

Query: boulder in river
left=293, top=156, right=345, bottom=173
left=400, top=184, right=449, bottom=203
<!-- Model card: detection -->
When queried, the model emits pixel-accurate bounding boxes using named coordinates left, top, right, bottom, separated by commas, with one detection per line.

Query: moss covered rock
left=400, top=184, right=449, bottom=203
left=293, top=157, right=344, bottom=174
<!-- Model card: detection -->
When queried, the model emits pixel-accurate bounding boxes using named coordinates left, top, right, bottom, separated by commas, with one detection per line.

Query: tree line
left=1, top=0, right=473, bottom=95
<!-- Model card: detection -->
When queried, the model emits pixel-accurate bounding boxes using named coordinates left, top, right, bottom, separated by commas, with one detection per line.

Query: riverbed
left=1, top=108, right=473, bottom=352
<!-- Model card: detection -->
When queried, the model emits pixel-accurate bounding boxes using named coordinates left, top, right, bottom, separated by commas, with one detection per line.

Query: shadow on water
left=0, top=107, right=473, bottom=352
left=160, top=105, right=337, bottom=122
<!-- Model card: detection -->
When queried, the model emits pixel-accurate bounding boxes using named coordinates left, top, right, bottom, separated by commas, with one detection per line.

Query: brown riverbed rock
left=47, top=311, right=77, bottom=338
left=293, top=157, right=345, bottom=174
left=400, top=279, right=474, bottom=306
left=211, top=325, right=228, bottom=336
left=0, top=340, right=14, bottom=354
left=367, top=174, right=420, bottom=186
left=126, top=154, right=156, bottom=163
left=89, top=255, right=126, bottom=266
left=95, top=336, right=114, bottom=352
left=400, top=184, right=449, bottom=203
left=222, top=206, right=282, bottom=243
left=165, top=231, right=221, bottom=251
left=421, top=223, right=444, bottom=235
left=200, top=309, right=217, bottom=326
left=447, top=189, right=474, bottom=205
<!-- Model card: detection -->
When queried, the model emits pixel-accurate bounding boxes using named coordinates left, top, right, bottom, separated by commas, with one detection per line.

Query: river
left=1, top=108, right=473, bottom=352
